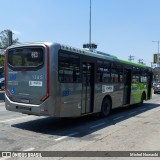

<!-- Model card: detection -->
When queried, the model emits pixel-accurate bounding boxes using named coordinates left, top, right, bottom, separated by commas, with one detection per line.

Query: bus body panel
left=130, top=83, right=146, bottom=104
left=58, top=83, right=82, bottom=117
left=94, top=83, right=124, bottom=112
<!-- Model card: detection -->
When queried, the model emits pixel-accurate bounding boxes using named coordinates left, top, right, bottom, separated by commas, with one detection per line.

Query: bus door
left=81, top=62, right=94, bottom=114
left=123, top=69, right=132, bottom=105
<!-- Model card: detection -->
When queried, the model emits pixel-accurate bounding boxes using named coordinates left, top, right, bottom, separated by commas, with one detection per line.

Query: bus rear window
left=8, top=48, right=44, bottom=69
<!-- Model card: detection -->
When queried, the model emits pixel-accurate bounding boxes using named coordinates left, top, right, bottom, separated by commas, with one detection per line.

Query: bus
left=5, top=42, right=153, bottom=117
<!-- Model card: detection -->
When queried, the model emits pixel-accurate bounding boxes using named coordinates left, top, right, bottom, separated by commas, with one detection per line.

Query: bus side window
left=111, top=63, right=118, bottom=83
left=132, top=67, right=140, bottom=83
left=96, top=60, right=103, bottom=83
left=103, top=61, right=111, bottom=83
left=58, top=51, right=80, bottom=83
left=117, top=65, right=123, bottom=83
left=140, top=69, right=147, bottom=83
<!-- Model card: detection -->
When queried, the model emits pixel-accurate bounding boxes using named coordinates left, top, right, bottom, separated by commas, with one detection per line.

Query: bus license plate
left=16, top=106, right=31, bottom=111
left=20, top=99, right=30, bottom=103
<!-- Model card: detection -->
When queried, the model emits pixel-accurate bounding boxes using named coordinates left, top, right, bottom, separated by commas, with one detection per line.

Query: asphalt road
left=0, top=94, right=160, bottom=160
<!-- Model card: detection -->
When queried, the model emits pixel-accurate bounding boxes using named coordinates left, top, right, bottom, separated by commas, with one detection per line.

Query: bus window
left=140, top=76, right=147, bottom=83
left=132, top=67, right=140, bottom=83
left=103, top=61, right=111, bottom=83
left=96, top=60, right=103, bottom=83
left=140, top=69, right=147, bottom=83
left=58, top=51, right=80, bottom=83
left=117, top=65, right=123, bottom=83
left=8, top=48, right=44, bottom=69
left=132, top=76, right=139, bottom=83
left=111, top=63, right=118, bottom=83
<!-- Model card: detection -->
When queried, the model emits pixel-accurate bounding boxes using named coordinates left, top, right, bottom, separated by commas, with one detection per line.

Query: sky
left=1, top=0, right=160, bottom=67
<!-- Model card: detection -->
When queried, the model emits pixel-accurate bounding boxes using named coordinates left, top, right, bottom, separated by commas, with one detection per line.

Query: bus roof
left=8, top=41, right=151, bottom=69
left=59, top=43, right=151, bottom=69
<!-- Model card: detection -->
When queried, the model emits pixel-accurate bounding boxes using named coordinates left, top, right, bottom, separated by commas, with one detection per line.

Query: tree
left=0, top=55, right=4, bottom=66
left=0, top=29, right=19, bottom=49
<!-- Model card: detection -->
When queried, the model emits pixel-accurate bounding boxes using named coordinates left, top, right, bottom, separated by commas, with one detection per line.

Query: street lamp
left=83, top=0, right=97, bottom=50
left=89, top=0, right=91, bottom=44
left=8, top=30, right=13, bottom=46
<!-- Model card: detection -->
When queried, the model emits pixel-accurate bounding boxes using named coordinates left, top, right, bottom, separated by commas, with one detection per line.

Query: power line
left=138, top=59, right=144, bottom=64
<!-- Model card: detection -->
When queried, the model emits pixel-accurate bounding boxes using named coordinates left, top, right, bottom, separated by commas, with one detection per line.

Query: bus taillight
left=40, top=45, right=50, bottom=102
left=4, top=49, right=7, bottom=91
left=4, top=49, right=11, bottom=98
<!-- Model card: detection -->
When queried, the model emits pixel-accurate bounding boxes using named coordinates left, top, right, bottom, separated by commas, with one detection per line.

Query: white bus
left=5, top=42, right=152, bottom=117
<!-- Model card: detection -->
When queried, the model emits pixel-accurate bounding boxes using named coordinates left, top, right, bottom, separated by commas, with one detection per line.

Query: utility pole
left=89, top=0, right=91, bottom=45
left=128, top=55, right=135, bottom=62
left=8, top=30, right=13, bottom=46
left=138, top=59, right=143, bottom=64
left=152, top=40, right=160, bottom=67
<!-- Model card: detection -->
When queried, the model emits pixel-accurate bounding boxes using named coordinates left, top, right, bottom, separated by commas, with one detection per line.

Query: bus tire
left=140, top=93, right=145, bottom=105
left=100, top=98, right=111, bottom=117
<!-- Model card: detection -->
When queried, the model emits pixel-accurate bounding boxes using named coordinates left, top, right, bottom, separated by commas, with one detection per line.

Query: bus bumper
left=5, top=94, right=52, bottom=116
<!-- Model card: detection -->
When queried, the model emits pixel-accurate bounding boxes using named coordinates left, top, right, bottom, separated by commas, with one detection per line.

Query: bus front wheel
left=100, top=98, right=111, bottom=117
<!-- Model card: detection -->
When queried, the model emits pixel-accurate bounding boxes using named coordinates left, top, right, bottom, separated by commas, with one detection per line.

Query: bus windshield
left=8, top=48, right=44, bottom=69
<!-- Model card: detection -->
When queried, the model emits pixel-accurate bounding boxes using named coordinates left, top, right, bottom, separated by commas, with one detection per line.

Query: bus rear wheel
left=100, top=98, right=111, bottom=117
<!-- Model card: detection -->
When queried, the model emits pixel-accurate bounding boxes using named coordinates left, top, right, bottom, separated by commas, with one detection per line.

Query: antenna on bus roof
left=83, top=0, right=97, bottom=50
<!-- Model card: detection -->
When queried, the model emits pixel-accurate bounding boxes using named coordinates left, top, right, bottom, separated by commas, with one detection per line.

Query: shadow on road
left=12, top=102, right=160, bottom=138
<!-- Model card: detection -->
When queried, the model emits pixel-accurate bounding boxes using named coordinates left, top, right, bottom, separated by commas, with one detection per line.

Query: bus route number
left=31, top=51, right=39, bottom=58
